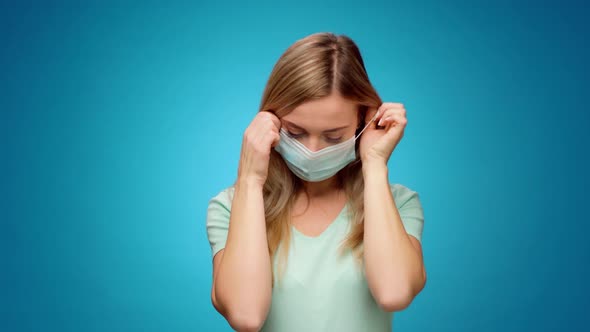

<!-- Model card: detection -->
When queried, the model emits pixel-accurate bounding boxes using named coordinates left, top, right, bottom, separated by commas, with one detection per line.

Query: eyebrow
left=284, top=120, right=349, bottom=133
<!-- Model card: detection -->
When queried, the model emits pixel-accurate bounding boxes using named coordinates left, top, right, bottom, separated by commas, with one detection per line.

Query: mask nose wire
left=355, top=110, right=380, bottom=139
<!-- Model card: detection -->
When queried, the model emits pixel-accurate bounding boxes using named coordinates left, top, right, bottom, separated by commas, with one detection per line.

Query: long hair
left=258, top=32, right=382, bottom=286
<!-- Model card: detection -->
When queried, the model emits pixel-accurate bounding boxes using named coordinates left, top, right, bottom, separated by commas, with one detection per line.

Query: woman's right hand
left=237, top=111, right=281, bottom=187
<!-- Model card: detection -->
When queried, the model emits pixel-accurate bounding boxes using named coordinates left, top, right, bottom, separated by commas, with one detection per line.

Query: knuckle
left=254, top=113, right=266, bottom=123
left=261, top=112, right=273, bottom=120
left=266, top=131, right=277, bottom=141
left=243, top=135, right=252, bottom=146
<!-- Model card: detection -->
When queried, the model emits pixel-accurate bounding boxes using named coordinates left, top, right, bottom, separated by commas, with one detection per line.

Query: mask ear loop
left=347, top=110, right=380, bottom=167
left=355, top=110, right=380, bottom=139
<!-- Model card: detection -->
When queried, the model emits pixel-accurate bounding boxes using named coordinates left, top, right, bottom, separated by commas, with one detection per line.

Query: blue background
left=3, top=0, right=589, bottom=331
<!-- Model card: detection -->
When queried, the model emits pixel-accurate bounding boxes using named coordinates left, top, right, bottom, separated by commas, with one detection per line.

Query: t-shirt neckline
left=291, top=203, right=349, bottom=240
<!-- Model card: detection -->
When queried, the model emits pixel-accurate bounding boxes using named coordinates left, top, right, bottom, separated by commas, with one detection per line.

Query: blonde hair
left=258, top=32, right=382, bottom=286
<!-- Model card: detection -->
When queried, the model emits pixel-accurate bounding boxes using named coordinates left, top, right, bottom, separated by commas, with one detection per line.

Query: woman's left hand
left=359, top=102, right=407, bottom=165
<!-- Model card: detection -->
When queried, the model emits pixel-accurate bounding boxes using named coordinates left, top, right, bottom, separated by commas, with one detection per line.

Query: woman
left=206, top=32, right=426, bottom=332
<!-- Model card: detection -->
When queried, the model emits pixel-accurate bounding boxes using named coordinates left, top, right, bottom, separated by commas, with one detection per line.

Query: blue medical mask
left=274, top=113, right=378, bottom=182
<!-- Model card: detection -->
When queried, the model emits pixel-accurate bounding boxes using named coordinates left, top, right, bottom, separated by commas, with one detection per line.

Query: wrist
left=362, top=162, right=388, bottom=183
left=236, top=175, right=265, bottom=191
left=362, top=158, right=388, bottom=175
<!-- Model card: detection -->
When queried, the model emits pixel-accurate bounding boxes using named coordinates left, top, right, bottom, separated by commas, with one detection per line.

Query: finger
left=378, top=109, right=405, bottom=126
left=381, top=106, right=406, bottom=117
left=376, top=103, right=405, bottom=121
left=380, top=114, right=407, bottom=127
left=269, top=131, right=280, bottom=148
left=378, top=102, right=405, bottom=113
left=250, top=112, right=274, bottom=146
left=254, top=111, right=272, bottom=128
left=266, top=111, right=282, bottom=130
left=267, top=117, right=280, bottom=134
left=390, top=114, right=407, bottom=125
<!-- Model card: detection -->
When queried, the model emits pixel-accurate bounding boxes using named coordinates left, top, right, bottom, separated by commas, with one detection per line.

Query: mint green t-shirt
left=206, top=183, right=425, bottom=332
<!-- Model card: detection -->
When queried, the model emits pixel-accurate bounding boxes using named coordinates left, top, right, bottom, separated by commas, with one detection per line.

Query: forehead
left=282, top=94, right=358, bottom=128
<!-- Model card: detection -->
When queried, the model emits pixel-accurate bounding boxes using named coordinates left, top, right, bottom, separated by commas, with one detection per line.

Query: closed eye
left=287, top=130, right=305, bottom=138
left=287, top=131, right=342, bottom=144
left=325, top=136, right=343, bottom=143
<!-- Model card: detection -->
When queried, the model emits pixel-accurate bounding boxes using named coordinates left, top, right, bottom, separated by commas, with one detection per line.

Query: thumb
left=270, top=131, right=281, bottom=148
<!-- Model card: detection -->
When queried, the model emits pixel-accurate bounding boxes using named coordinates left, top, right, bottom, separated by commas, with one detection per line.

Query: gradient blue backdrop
left=3, top=0, right=589, bottom=331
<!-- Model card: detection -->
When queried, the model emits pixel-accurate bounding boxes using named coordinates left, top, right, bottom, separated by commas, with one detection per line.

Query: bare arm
left=362, top=161, right=426, bottom=312
left=358, top=103, right=426, bottom=312
left=212, top=179, right=271, bottom=331
left=210, top=111, right=280, bottom=331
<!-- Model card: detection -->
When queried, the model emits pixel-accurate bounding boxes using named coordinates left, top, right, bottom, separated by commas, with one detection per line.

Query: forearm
left=362, top=161, right=424, bottom=310
left=216, top=178, right=272, bottom=323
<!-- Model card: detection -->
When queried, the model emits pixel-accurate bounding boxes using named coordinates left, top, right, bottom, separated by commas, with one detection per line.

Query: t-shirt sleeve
left=391, top=184, right=425, bottom=243
left=205, top=187, right=235, bottom=258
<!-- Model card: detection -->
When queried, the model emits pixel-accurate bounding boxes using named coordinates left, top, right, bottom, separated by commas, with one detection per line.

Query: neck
left=301, top=176, right=341, bottom=198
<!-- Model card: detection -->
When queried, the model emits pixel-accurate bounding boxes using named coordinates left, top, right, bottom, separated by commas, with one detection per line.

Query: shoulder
left=208, top=185, right=236, bottom=209
left=389, top=183, right=425, bottom=242
left=206, top=185, right=237, bottom=256
left=389, top=183, right=420, bottom=207
left=206, top=185, right=237, bottom=224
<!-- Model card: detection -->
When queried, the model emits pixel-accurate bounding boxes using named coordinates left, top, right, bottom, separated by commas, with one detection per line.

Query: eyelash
left=287, top=131, right=343, bottom=143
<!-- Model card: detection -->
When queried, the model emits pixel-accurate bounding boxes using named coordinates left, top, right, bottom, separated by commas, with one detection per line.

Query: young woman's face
left=281, top=93, right=359, bottom=152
